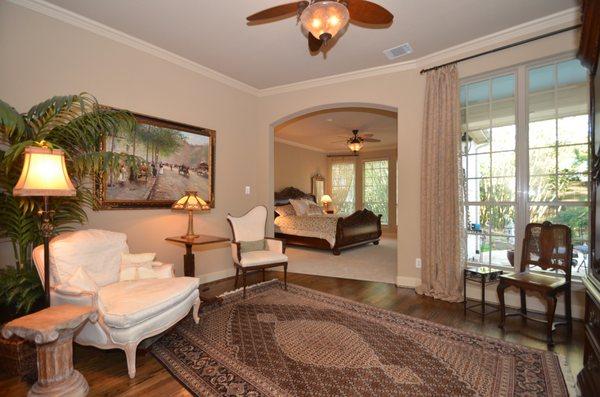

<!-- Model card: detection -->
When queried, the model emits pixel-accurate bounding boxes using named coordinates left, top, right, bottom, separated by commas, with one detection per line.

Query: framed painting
left=96, top=111, right=215, bottom=209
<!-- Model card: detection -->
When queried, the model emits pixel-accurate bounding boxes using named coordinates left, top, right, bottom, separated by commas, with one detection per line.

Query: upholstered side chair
left=497, top=221, right=572, bottom=346
left=227, top=206, right=288, bottom=298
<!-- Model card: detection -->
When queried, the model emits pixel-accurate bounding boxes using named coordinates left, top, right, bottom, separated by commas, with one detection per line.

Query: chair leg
left=124, top=342, right=139, bottom=379
left=565, top=286, right=572, bottom=336
left=234, top=267, right=239, bottom=289
left=192, top=297, right=200, bottom=324
left=283, top=263, right=288, bottom=291
left=242, top=269, right=247, bottom=299
left=497, top=282, right=507, bottom=329
left=546, top=294, right=557, bottom=346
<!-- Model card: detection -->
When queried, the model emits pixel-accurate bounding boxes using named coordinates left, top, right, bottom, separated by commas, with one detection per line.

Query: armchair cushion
left=239, top=250, right=287, bottom=267
left=121, top=252, right=156, bottom=269
left=67, top=267, right=98, bottom=293
left=240, top=239, right=267, bottom=253
left=99, top=277, right=199, bottom=329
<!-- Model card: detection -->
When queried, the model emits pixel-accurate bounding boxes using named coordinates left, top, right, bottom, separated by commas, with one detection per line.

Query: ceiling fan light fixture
left=300, top=1, right=349, bottom=42
left=347, top=137, right=364, bottom=153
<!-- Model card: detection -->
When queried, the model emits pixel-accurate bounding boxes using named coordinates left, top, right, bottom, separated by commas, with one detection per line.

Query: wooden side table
left=166, top=234, right=229, bottom=302
left=2, top=305, right=97, bottom=397
left=464, top=267, right=503, bottom=320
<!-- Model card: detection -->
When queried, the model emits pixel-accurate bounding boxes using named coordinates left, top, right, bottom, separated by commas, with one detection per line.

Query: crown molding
left=274, top=138, right=328, bottom=153
left=8, top=0, right=260, bottom=96
left=10, top=0, right=579, bottom=98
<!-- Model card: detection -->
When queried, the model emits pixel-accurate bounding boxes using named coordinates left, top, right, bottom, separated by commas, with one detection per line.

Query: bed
left=274, top=187, right=382, bottom=255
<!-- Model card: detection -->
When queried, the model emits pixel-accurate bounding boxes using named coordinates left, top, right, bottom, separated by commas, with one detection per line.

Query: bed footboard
left=333, top=209, right=383, bottom=255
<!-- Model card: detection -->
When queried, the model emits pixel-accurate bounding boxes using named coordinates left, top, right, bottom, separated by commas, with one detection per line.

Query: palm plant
left=0, top=93, right=135, bottom=314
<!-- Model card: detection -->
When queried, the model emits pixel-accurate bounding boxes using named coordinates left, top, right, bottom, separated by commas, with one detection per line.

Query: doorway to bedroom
left=272, top=106, right=398, bottom=284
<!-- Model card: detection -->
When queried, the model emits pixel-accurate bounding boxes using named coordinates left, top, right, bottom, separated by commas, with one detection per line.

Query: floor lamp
left=13, top=146, right=76, bottom=306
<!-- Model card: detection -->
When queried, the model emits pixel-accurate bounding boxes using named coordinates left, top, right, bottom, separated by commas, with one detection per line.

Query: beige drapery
left=416, top=64, right=465, bottom=302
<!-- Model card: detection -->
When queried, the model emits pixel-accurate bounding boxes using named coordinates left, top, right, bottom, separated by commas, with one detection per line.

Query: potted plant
left=0, top=93, right=135, bottom=379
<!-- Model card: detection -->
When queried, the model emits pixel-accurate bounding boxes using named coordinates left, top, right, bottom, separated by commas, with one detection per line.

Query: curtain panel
left=327, top=156, right=357, bottom=214
left=416, top=64, right=465, bottom=302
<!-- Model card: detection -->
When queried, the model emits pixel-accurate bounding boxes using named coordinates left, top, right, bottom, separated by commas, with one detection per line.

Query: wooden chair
left=497, top=221, right=572, bottom=346
left=227, top=206, right=288, bottom=298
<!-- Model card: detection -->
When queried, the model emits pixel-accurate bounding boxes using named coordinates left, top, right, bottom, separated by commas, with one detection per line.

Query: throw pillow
left=152, top=265, right=173, bottom=279
left=275, top=204, right=296, bottom=217
left=67, top=266, right=98, bottom=292
left=289, top=199, right=310, bottom=216
left=240, top=239, right=267, bottom=253
left=119, top=267, right=138, bottom=282
left=121, top=252, right=156, bottom=269
left=307, top=202, right=323, bottom=215
left=137, top=267, right=159, bottom=280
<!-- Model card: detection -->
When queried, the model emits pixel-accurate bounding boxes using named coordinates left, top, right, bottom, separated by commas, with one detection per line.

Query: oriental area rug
left=151, top=280, right=570, bottom=396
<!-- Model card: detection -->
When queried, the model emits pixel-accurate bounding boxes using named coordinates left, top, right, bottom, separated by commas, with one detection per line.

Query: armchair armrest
left=231, top=242, right=241, bottom=264
left=52, top=285, right=98, bottom=308
left=265, top=237, right=286, bottom=254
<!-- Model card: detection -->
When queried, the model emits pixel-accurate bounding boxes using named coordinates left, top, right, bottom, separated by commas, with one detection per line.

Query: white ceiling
left=45, top=0, right=577, bottom=89
left=275, top=107, right=397, bottom=153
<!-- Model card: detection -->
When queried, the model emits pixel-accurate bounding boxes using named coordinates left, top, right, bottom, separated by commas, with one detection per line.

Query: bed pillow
left=306, top=201, right=323, bottom=216
left=240, top=239, right=267, bottom=253
left=289, top=199, right=310, bottom=216
left=275, top=204, right=296, bottom=217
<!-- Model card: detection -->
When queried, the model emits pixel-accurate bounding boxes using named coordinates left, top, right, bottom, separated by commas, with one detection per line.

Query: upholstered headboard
left=274, top=187, right=316, bottom=206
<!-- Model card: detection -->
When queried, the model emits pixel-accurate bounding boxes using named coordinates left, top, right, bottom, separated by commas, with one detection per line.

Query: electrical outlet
left=244, top=186, right=251, bottom=195
left=415, top=258, right=422, bottom=268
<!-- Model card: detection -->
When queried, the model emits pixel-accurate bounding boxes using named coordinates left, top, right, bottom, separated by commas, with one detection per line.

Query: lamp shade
left=321, top=194, right=332, bottom=204
left=13, top=146, right=75, bottom=197
left=172, top=191, right=209, bottom=211
left=300, top=1, right=349, bottom=42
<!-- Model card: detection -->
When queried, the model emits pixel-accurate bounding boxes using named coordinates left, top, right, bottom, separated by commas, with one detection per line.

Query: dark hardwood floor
left=0, top=271, right=584, bottom=396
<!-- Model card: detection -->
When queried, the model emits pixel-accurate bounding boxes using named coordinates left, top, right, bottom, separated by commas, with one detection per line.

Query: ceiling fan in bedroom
left=332, top=129, right=381, bottom=154
left=247, top=0, right=393, bottom=53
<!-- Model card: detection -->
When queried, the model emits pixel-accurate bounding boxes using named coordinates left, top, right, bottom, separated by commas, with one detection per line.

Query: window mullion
left=516, top=64, right=529, bottom=272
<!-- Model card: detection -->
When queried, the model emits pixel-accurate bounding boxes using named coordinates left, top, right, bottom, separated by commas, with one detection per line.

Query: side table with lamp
left=165, top=191, right=229, bottom=303
left=321, top=194, right=334, bottom=214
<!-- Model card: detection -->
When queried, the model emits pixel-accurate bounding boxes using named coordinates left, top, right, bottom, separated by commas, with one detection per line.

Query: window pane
left=467, top=178, right=488, bottom=202
left=467, top=80, right=489, bottom=105
left=558, top=144, right=588, bottom=174
left=529, top=120, right=556, bottom=148
left=529, top=205, right=557, bottom=223
left=491, top=100, right=515, bottom=128
left=467, top=234, right=489, bottom=265
left=557, top=59, right=587, bottom=87
left=528, top=91, right=556, bottom=122
left=466, top=104, right=490, bottom=131
left=557, top=173, right=588, bottom=201
left=466, top=205, right=489, bottom=233
left=558, top=115, right=589, bottom=145
left=529, top=175, right=557, bottom=202
left=460, top=86, right=467, bottom=107
left=490, top=177, right=515, bottom=201
left=491, top=125, right=516, bottom=151
left=529, top=147, right=556, bottom=175
left=467, top=153, right=490, bottom=178
left=363, top=160, right=389, bottom=224
left=529, top=64, right=554, bottom=93
left=491, top=235, right=515, bottom=267
left=557, top=86, right=588, bottom=118
left=490, top=205, right=516, bottom=235
left=492, top=75, right=515, bottom=100
left=466, top=131, right=490, bottom=155
left=491, top=152, right=515, bottom=177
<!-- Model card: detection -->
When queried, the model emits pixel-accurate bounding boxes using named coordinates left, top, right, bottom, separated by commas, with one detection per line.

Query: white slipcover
left=32, top=229, right=200, bottom=379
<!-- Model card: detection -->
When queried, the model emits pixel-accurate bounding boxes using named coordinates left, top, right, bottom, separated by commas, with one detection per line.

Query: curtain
left=416, top=64, right=465, bottom=302
left=328, top=156, right=356, bottom=214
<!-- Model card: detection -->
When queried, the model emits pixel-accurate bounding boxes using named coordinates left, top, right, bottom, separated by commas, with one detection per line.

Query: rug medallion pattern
left=151, top=280, right=568, bottom=396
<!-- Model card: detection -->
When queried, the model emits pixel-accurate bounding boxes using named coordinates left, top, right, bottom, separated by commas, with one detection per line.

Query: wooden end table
left=464, top=267, right=503, bottom=320
left=166, top=234, right=229, bottom=303
left=2, top=305, right=97, bottom=397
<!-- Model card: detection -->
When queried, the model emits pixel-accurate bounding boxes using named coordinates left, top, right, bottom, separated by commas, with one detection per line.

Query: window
left=331, top=162, right=356, bottom=215
left=363, top=160, right=389, bottom=224
left=460, top=56, right=589, bottom=277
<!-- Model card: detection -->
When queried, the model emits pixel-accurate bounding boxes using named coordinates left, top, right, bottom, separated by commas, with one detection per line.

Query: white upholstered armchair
left=32, top=229, right=200, bottom=379
left=227, top=206, right=288, bottom=297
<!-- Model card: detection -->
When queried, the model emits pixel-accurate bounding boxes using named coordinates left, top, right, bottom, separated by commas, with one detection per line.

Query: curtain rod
left=419, top=24, right=581, bottom=75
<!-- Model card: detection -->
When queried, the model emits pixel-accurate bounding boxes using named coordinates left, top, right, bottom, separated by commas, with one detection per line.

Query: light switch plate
left=415, top=258, right=422, bottom=268
left=244, top=186, right=251, bottom=195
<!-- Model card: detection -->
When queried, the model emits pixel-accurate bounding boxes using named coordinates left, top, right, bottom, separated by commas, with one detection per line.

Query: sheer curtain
left=416, top=64, right=465, bottom=302
left=328, top=156, right=356, bottom=214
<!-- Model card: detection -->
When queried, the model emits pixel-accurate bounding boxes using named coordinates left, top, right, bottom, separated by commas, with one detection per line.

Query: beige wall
left=274, top=141, right=327, bottom=194
left=0, top=2, right=260, bottom=282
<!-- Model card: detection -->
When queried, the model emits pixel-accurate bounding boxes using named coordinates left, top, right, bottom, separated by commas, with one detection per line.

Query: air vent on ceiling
left=383, top=43, right=413, bottom=60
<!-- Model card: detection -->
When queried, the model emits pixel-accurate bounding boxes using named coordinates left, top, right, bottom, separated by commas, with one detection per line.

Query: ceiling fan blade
left=362, top=138, right=381, bottom=142
left=308, top=32, right=323, bottom=52
left=345, top=0, right=393, bottom=25
left=359, top=133, right=374, bottom=138
left=247, top=2, right=306, bottom=21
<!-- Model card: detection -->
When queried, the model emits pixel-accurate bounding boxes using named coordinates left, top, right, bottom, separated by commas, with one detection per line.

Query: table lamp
left=172, top=191, right=209, bottom=239
left=321, top=194, right=332, bottom=212
left=13, top=146, right=76, bottom=306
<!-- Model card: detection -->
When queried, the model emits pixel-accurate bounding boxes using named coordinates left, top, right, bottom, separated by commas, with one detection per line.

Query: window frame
left=460, top=52, right=590, bottom=278
left=362, top=158, right=390, bottom=225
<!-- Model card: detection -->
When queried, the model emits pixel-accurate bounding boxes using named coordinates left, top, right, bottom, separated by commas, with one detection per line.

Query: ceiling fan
left=247, top=0, right=393, bottom=52
left=332, top=129, right=381, bottom=154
